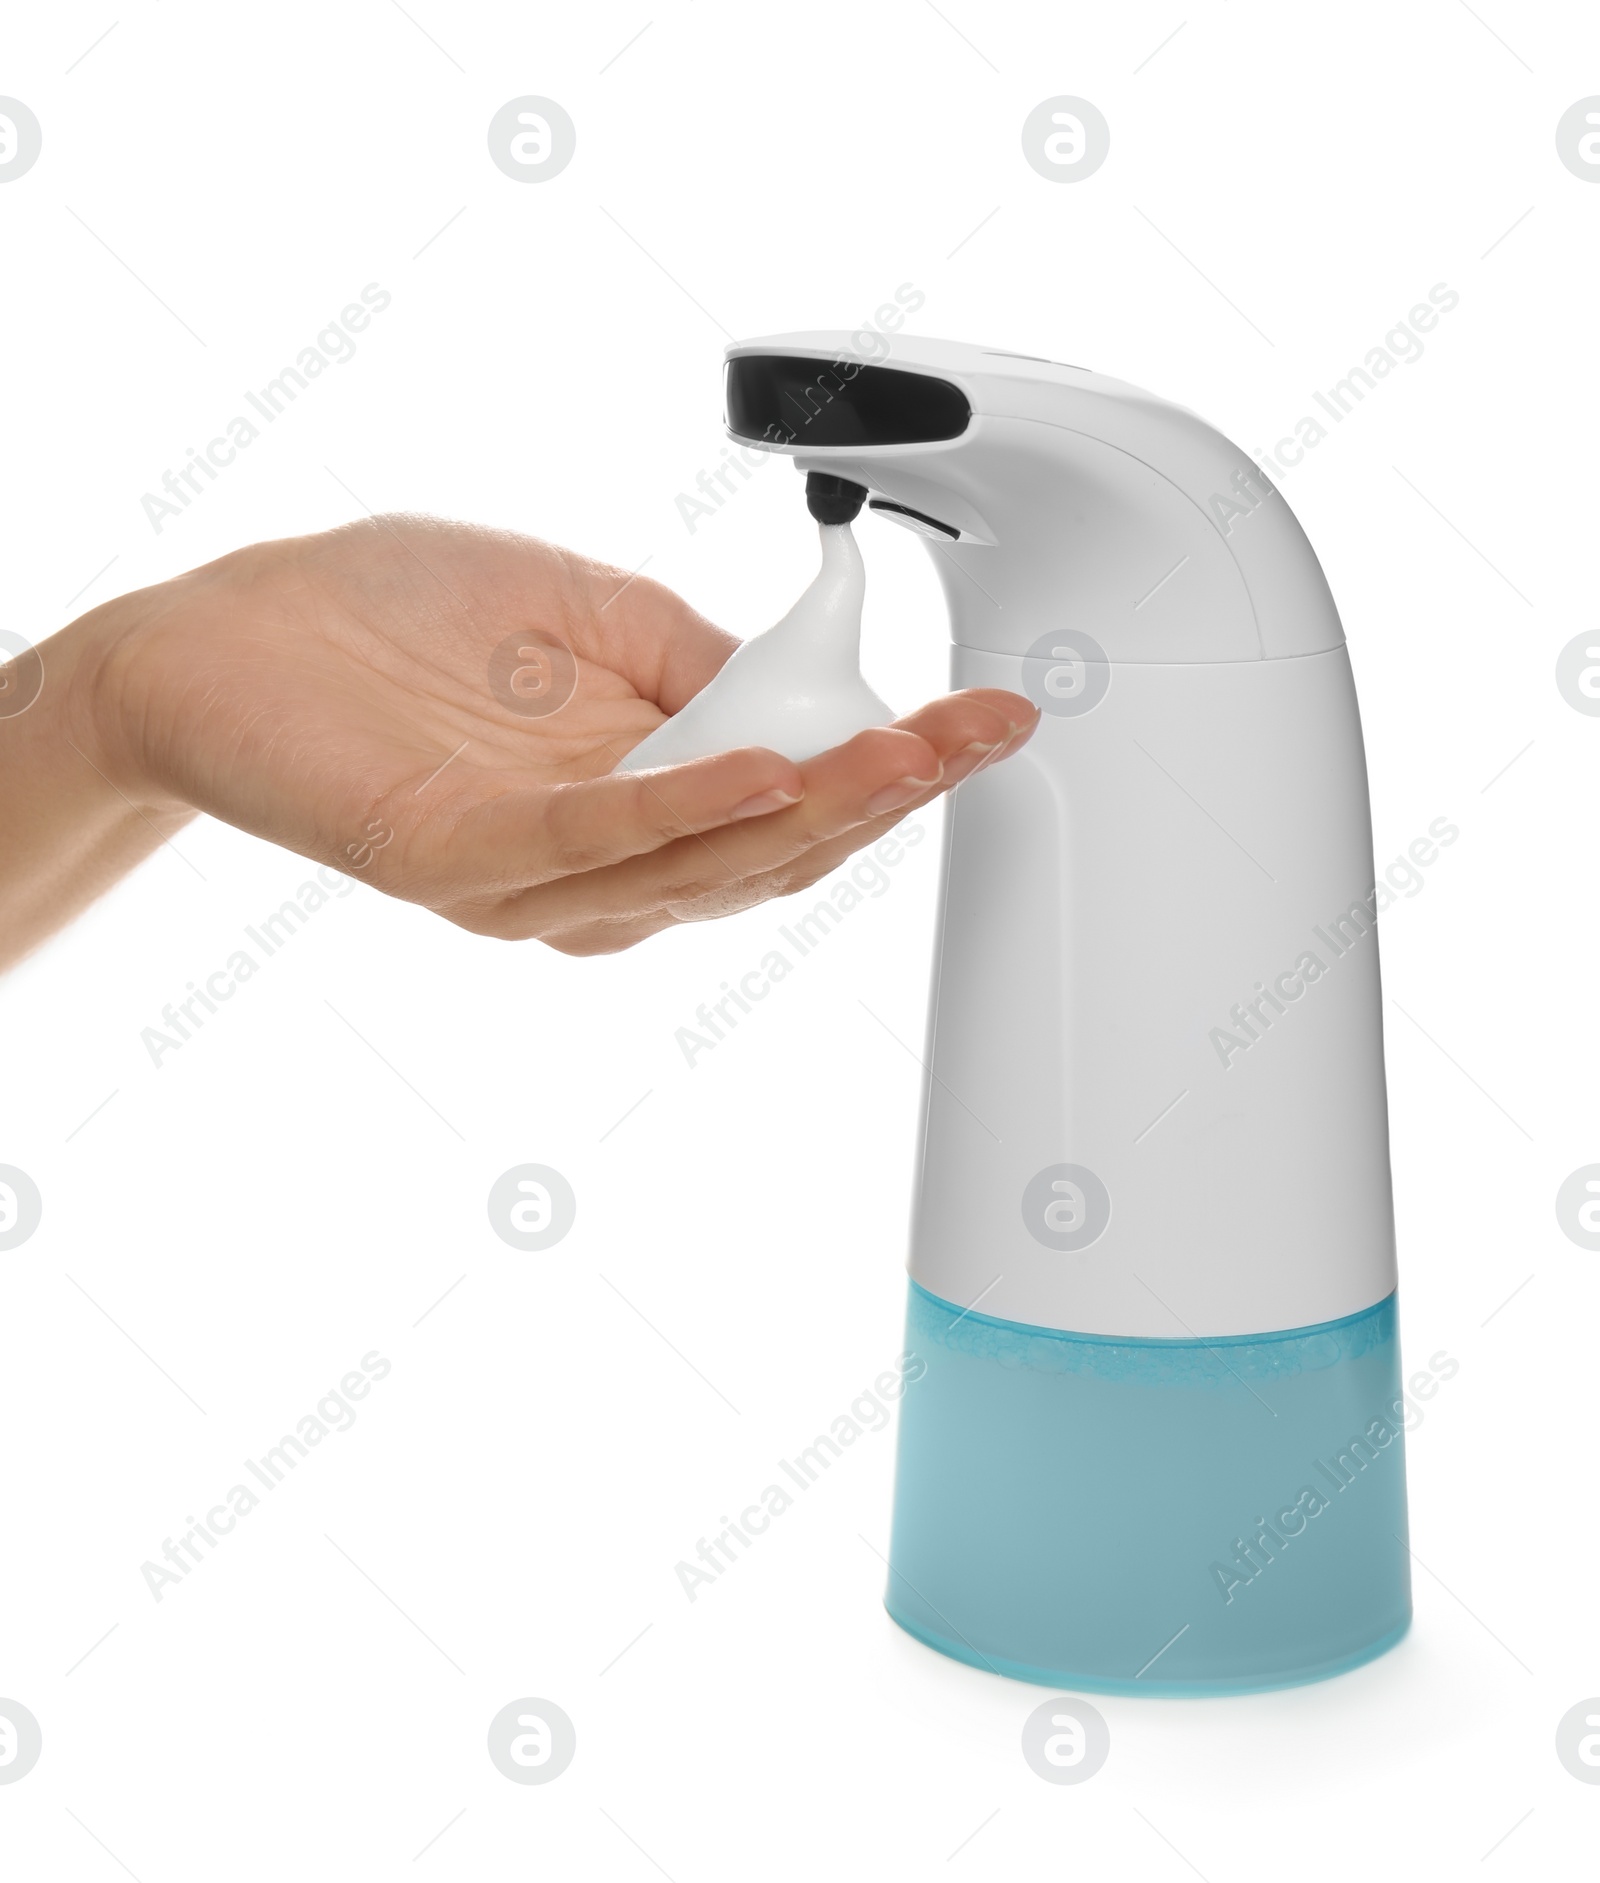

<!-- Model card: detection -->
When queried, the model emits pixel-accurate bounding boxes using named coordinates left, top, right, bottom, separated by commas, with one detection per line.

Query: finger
left=448, top=746, right=805, bottom=889
left=642, top=723, right=951, bottom=880
left=886, top=688, right=1036, bottom=787
left=535, top=912, right=677, bottom=956
left=744, top=712, right=1040, bottom=889
left=450, top=722, right=936, bottom=937
left=676, top=711, right=1038, bottom=917
left=723, top=695, right=1036, bottom=855
left=471, top=705, right=1032, bottom=939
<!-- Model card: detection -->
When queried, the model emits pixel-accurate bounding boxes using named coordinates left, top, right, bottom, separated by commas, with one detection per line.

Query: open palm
left=79, top=515, right=1037, bottom=953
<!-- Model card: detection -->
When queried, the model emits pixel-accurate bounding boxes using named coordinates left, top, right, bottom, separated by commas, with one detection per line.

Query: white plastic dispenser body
left=720, top=333, right=1411, bottom=1694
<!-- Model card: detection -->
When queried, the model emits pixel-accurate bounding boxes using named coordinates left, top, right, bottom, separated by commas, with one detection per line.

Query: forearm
left=0, top=611, right=195, bottom=971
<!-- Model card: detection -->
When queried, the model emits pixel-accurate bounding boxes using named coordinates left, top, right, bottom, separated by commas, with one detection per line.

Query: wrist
left=0, top=596, right=197, bottom=969
left=55, top=585, right=195, bottom=820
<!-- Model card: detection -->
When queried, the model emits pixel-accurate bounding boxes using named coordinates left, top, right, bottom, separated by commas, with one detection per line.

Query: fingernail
left=941, top=740, right=1001, bottom=786
left=731, top=787, right=802, bottom=820
left=866, top=775, right=940, bottom=816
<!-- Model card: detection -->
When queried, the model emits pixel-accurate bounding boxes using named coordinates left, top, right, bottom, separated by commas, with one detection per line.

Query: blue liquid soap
left=886, top=1281, right=1412, bottom=1695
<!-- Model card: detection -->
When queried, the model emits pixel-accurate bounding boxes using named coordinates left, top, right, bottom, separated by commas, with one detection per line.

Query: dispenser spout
left=805, top=472, right=868, bottom=525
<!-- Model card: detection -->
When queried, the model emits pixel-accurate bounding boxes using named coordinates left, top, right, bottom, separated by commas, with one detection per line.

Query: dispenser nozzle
left=805, top=472, right=868, bottom=525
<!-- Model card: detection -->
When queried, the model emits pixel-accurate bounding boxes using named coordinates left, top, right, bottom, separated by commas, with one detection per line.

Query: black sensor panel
left=726, top=354, right=971, bottom=449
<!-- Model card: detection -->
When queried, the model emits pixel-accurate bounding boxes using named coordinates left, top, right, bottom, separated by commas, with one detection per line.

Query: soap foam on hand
left=616, top=522, right=895, bottom=772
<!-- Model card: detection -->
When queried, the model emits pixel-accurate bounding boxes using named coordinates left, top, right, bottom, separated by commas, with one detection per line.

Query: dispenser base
left=886, top=1282, right=1412, bottom=1696
left=886, top=1604, right=1412, bottom=1698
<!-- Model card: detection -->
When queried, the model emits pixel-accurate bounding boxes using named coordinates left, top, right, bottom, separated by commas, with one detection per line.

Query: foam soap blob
left=617, top=523, right=894, bottom=771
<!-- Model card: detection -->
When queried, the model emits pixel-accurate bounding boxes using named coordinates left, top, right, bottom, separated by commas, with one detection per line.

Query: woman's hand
left=6, top=515, right=1038, bottom=963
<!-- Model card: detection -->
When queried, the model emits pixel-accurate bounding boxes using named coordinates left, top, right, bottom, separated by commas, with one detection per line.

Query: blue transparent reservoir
left=887, top=1281, right=1412, bottom=1694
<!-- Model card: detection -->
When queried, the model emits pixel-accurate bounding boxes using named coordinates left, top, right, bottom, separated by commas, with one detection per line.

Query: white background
left=1, top=1, right=1596, bottom=1875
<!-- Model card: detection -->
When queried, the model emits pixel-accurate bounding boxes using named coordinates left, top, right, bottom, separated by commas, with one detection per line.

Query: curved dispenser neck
left=725, top=333, right=1345, bottom=666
